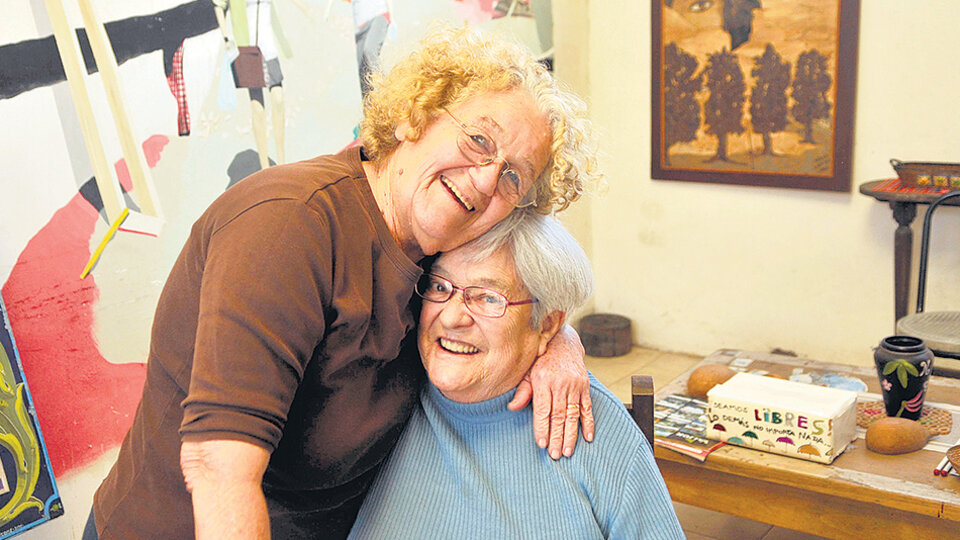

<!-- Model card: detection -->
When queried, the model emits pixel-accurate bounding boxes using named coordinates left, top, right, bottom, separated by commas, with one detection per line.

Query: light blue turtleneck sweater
left=348, top=373, right=684, bottom=539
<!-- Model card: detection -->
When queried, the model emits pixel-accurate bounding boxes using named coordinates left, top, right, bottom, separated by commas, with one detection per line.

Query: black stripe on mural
left=0, top=0, right=217, bottom=100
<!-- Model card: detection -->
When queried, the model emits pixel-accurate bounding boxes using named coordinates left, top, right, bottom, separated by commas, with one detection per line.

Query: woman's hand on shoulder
left=508, top=324, right=594, bottom=459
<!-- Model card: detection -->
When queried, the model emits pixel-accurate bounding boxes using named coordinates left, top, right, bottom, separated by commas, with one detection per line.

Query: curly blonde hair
left=359, top=24, right=602, bottom=213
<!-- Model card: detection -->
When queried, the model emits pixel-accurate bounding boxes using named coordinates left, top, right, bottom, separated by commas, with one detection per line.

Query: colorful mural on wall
left=0, top=138, right=168, bottom=476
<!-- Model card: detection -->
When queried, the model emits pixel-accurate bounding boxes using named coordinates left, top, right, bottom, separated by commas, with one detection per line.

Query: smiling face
left=386, top=89, right=551, bottom=258
left=418, top=245, right=558, bottom=403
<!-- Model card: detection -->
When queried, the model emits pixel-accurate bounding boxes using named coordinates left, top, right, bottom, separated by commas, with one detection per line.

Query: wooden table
left=654, top=349, right=960, bottom=539
left=859, top=180, right=959, bottom=324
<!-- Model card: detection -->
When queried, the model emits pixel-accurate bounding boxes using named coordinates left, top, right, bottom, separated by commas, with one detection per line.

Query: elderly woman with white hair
left=348, top=211, right=684, bottom=539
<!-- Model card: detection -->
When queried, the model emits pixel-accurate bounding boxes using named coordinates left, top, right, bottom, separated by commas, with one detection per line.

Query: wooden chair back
left=626, top=375, right=654, bottom=447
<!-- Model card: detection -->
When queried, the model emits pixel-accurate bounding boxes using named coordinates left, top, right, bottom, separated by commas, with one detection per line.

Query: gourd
left=686, top=364, right=736, bottom=399
left=865, top=417, right=930, bottom=455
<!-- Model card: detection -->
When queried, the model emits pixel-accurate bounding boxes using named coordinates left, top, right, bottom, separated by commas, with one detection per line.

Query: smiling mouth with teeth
left=438, top=337, right=480, bottom=354
left=440, top=176, right=475, bottom=211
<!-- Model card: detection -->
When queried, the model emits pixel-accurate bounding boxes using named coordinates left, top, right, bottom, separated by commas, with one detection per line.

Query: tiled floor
left=585, top=347, right=826, bottom=540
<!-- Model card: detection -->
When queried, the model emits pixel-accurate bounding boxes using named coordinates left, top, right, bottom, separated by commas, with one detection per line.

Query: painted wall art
left=651, top=0, right=860, bottom=191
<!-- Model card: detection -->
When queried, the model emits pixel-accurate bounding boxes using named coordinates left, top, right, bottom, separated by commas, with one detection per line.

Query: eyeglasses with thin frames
left=415, top=273, right=538, bottom=318
left=442, top=108, right=538, bottom=209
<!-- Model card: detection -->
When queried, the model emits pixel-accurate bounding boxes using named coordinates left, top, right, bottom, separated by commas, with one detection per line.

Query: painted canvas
left=651, top=0, right=860, bottom=191
left=0, top=296, right=63, bottom=538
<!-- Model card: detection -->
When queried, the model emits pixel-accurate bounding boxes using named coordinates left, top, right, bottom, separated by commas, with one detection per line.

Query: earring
left=397, top=168, right=404, bottom=175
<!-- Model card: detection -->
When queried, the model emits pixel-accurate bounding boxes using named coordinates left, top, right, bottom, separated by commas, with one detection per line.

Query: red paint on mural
left=2, top=193, right=147, bottom=475
left=452, top=0, right=500, bottom=24
left=113, top=134, right=169, bottom=192
left=0, top=134, right=169, bottom=475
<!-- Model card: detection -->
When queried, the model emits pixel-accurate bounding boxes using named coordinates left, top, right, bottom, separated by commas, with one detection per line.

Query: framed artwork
left=0, top=295, right=63, bottom=538
left=651, top=0, right=860, bottom=191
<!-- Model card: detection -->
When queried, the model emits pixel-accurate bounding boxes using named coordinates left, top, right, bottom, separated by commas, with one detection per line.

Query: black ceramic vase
left=873, top=335, right=934, bottom=420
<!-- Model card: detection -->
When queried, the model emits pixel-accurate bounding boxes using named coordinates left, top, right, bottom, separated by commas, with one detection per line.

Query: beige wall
left=557, top=0, right=960, bottom=365
left=552, top=0, right=595, bottom=321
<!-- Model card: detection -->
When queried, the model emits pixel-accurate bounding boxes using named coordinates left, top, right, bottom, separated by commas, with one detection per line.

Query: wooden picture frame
left=651, top=0, right=860, bottom=191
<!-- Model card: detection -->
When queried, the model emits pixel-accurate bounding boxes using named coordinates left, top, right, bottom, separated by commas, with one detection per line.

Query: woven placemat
left=857, top=400, right=953, bottom=435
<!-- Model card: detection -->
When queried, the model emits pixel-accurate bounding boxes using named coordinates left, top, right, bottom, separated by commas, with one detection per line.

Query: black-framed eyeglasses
left=415, top=273, right=538, bottom=318
left=443, top=108, right=538, bottom=209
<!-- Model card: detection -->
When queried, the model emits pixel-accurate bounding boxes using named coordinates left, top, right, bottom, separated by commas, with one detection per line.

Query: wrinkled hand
left=508, top=324, right=594, bottom=459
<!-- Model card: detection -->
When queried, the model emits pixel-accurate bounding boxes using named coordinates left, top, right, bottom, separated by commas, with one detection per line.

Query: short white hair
left=460, top=210, right=594, bottom=327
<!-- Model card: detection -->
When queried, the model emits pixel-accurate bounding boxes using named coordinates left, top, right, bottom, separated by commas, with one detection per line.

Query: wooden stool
left=580, top=313, right=632, bottom=357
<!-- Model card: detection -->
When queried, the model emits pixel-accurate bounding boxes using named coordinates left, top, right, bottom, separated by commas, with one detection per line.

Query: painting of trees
left=703, top=48, right=745, bottom=163
left=663, top=43, right=702, bottom=167
left=750, top=44, right=791, bottom=156
left=652, top=0, right=858, bottom=191
left=791, top=50, right=833, bottom=144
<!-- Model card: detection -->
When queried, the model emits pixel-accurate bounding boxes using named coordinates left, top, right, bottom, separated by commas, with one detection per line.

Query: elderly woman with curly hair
left=87, top=24, right=602, bottom=540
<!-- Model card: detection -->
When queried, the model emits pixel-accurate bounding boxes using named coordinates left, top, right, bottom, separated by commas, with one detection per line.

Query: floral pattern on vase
left=874, top=336, right=934, bottom=421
